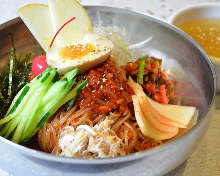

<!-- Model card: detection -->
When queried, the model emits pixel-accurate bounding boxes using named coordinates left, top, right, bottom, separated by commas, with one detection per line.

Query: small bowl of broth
left=169, top=3, right=220, bottom=91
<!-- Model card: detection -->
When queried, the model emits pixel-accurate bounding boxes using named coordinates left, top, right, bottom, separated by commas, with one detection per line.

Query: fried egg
left=46, top=33, right=114, bottom=73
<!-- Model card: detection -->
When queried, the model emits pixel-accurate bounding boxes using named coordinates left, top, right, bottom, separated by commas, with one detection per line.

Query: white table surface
left=0, top=0, right=220, bottom=176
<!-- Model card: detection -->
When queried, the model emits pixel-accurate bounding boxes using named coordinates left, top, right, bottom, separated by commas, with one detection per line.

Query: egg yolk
left=59, top=43, right=95, bottom=60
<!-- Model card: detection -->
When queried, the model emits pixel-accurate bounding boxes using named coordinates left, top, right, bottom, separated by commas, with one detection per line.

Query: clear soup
left=178, top=18, right=220, bottom=58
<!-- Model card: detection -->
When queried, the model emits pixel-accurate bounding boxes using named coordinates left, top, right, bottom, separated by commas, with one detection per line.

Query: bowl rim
left=168, top=2, right=220, bottom=24
left=0, top=5, right=216, bottom=165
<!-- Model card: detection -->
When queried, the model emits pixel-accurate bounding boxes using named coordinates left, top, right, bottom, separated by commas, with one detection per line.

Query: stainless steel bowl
left=0, top=6, right=216, bottom=176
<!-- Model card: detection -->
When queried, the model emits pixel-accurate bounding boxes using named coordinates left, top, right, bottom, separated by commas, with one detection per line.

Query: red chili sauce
left=78, top=59, right=133, bottom=115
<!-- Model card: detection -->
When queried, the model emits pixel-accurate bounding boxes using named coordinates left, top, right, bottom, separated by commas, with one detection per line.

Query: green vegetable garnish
left=0, top=36, right=32, bottom=119
left=8, top=45, right=15, bottom=97
left=8, top=85, right=30, bottom=115
left=67, top=80, right=87, bottom=111
left=0, top=67, right=86, bottom=143
left=137, top=56, right=147, bottom=84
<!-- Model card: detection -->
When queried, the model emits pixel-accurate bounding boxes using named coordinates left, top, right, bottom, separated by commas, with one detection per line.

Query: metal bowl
left=0, top=6, right=216, bottom=176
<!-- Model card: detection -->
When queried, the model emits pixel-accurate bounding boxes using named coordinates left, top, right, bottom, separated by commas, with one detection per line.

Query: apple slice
left=132, top=95, right=178, bottom=141
left=18, top=4, right=55, bottom=51
left=48, top=0, right=93, bottom=46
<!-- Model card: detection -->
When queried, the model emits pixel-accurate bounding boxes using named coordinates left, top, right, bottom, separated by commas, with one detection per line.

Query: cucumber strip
left=41, top=79, right=72, bottom=112
left=23, top=80, right=68, bottom=139
left=40, top=72, right=51, bottom=83
left=37, top=80, right=87, bottom=129
left=0, top=114, right=14, bottom=126
left=65, top=80, right=87, bottom=103
left=20, top=87, right=45, bottom=142
left=12, top=86, right=44, bottom=143
left=31, top=66, right=50, bottom=83
left=38, top=69, right=57, bottom=85
left=2, top=113, right=23, bottom=138
left=7, top=79, right=51, bottom=142
left=52, top=71, right=59, bottom=83
left=36, top=66, right=51, bottom=80
left=0, top=119, right=14, bottom=136
left=33, top=112, right=50, bottom=135
left=34, top=78, right=77, bottom=131
left=24, top=79, right=71, bottom=138
left=2, top=84, right=30, bottom=123
left=41, top=79, right=71, bottom=106
left=29, top=66, right=53, bottom=86
left=7, top=85, right=30, bottom=115
left=11, top=118, right=25, bottom=143
left=0, top=68, right=87, bottom=143
left=41, top=69, right=58, bottom=88
left=7, top=78, right=43, bottom=118
left=67, top=99, right=75, bottom=111
left=6, top=69, right=57, bottom=117
left=30, top=111, right=50, bottom=138
left=61, top=68, right=78, bottom=81
left=67, top=80, right=87, bottom=111
left=4, top=115, right=21, bottom=138
left=137, top=57, right=147, bottom=84
left=0, top=69, right=57, bottom=142
left=21, top=69, right=58, bottom=138
left=7, top=83, right=40, bottom=118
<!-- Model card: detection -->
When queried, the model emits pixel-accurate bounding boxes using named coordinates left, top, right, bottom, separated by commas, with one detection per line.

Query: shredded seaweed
left=0, top=35, right=32, bottom=119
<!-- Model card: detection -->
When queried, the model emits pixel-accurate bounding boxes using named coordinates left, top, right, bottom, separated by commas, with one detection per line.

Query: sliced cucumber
left=21, top=85, right=49, bottom=141
left=61, top=68, right=78, bottom=81
left=41, top=79, right=70, bottom=106
left=35, top=78, right=78, bottom=130
left=12, top=86, right=44, bottom=143
left=0, top=68, right=86, bottom=144
left=7, top=85, right=30, bottom=115
left=67, top=80, right=87, bottom=111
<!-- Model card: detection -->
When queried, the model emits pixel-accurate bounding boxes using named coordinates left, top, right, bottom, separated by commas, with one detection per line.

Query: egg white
left=46, top=33, right=114, bottom=73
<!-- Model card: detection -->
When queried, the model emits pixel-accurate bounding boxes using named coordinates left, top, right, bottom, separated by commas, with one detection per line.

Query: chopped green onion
left=137, top=57, right=147, bottom=84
